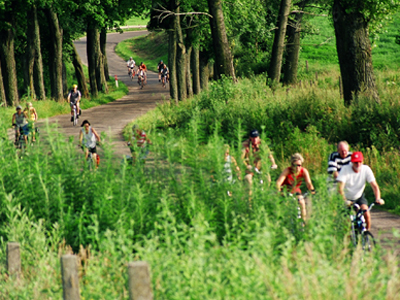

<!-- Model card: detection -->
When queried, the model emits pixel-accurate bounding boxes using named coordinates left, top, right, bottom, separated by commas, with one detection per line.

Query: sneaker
left=159, top=79, right=161, bottom=82
left=79, top=109, right=82, bottom=116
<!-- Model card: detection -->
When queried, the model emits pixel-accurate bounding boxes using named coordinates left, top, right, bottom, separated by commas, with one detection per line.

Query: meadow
left=1, top=12, right=400, bottom=300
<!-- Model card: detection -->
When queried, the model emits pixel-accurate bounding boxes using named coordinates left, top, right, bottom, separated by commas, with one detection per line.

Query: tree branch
left=152, top=5, right=212, bottom=24
left=290, top=10, right=327, bottom=16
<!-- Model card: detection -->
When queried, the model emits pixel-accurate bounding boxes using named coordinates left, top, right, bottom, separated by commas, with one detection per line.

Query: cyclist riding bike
left=127, top=57, right=136, bottom=77
left=327, top=141, right=352, bottom=194
left=241, top=129, right=277, bottom=200
left=276, top=153, right=315, bottom=221
left=161, top=64, right=169, bottom=88
left=67, top=84, right=81, bottom=120
left=79, top=120, right=101, bottom=168
left=12, top=105, right=29, bottom=145
left=137, top=68, right=146, bottom=87
left=157, top=60, right=164, bottom=82
left=24, top=102, right=38, bottom=142
left=336, top=151, right=384, bottom=231
left=138, top=62, right=147, bottom=84
left=128, top=124, right=151, bottom=163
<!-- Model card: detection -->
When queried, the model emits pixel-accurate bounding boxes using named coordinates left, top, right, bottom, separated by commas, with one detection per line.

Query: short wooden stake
left=61, top=255, right=80, bottom=300
left=306, top=60, right=309, bottom=72
left=127, top=261, right=153, bottom=300
left=7, top=242, right=21, bottom=278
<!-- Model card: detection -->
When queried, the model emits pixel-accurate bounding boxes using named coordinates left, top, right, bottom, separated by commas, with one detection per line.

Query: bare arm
left=338, top=181, right=346, bottom=201
left=276, top=168, right=290, bottom=191
left=303, top=168, right=315, bottom=193
left=333, top=171, right=339, bottom=179
left=369, top=181, right=381, bottom=202
left=91, top=128, right=101, bottom=142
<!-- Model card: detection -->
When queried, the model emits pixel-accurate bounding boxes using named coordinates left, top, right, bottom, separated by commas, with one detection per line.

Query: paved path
left=49, top=30, right=169, bottom=158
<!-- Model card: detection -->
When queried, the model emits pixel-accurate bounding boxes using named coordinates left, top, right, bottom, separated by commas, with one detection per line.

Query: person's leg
left=298, top=195, right=307, bottom=221
left=361, top=204, right=371, bottom=230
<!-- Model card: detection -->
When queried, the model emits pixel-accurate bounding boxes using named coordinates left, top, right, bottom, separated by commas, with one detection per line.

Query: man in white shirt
left=336, top=151, right=384, bottom=231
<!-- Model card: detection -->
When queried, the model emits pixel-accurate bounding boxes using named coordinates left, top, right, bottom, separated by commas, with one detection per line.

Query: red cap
left=351, top=151, right=364, bottom=162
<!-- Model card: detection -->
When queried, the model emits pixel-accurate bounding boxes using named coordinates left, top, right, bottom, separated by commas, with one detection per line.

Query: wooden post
left=127, top=261, right=153, bottom=300
left=7, top=242, right=21, bottom=278
left=306, top=60, right=309, bottom=72
left=61, top=255, right=80, bottom=300
left=315, top=71, right=318, bottom=81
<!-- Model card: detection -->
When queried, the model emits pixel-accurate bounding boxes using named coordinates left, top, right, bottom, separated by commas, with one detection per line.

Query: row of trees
left=150, top=0, right=399, bottom=105
left=0, top=0, right=149, bottom=107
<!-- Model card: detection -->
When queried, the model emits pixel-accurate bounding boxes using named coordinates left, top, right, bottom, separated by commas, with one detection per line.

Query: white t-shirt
left=336, top=164, right=375, bottom=200
left=127, top=59, right=135, bottom=68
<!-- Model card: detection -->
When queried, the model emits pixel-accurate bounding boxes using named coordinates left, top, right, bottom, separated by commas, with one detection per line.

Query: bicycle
left=81, top=144, right=100, bottom=171
left=71, top=104, right=78, bottom=126
left=128, top=67, right=136, bottom=80
left=349, top=202, right=379, bottom=252
left=287, top=192, right=309, bottom=229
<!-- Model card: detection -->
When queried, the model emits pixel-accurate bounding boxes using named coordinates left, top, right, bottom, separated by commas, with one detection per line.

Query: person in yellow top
left=24, top=102, right=38, bottom=141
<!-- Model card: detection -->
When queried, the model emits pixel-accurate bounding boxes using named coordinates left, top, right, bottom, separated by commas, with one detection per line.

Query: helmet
left=16, top=105, right=22, bottom=110
left=132, top=124, right=138, bottom=131
left=160, top=60, right=163, bottom=63
left=250, top=129, right=259, bottom=137
left=140, top=62, right=143, bottom=65
left=73, top=84, right=78, bottom=88
left=130, top=57, right=133, bottom=59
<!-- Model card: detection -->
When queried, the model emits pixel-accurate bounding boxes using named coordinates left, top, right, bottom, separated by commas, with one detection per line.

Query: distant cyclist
left=327, top=141, right=352, bottom=194
left=276, top=153, right=315, bottom=221
left=24, top=102, right=38, bottom=142
left=137, top=68, right=146, bottom=88
left=67, top=84, right=81, bottom=120
left=241, top=129, right=277, bottom=200
left=127, top=57, right=136, bottom=78
left=138, top=62, right=147, bottom=83
left=79, top=120, right=101, bottom=168
left=161, top=64, right=169, bottom=88
left=157, top=60, right=164, bottom=82
left=128, top=124, right=151, bottom=163
left=12, top=105, right=29, bottom=145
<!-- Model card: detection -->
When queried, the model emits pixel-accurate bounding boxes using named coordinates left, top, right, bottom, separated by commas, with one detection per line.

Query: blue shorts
left=20, top=124, right=29, bottom=136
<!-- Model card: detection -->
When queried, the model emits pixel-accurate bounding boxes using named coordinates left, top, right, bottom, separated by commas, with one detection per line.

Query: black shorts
left=350, top=193, right=368, bottom=206
left=88, top=146, right=97, bottom=154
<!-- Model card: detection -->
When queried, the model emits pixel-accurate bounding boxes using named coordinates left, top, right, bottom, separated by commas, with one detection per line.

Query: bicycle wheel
left=73, top=110, right=77, bottom=126
left=362, top=231, right=375, bottom=252
left=87, top=153, right=93, bottom=170
left=350, top=221, right=358, bottom=247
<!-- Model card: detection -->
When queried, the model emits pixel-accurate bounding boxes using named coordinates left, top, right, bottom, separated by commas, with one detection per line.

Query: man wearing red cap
left=336, top=151, right=384, bottom=231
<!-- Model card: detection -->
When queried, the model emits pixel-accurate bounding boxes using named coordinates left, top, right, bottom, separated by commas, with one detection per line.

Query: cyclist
left=161, top=64, right=169, bottom=88
left=327, top=141, right=352, bottom=194
left=128, top=124, right=151, bottom=163
left=276, top=153, right=315, bottom=221
left=137, top=68, right=146, bottom=88
left=127, top=57, right=136, bottom=78
left=67, top=84, right=81, bottom=121
left=157, top=60, right=164, bottom=82
left=241, top=129, right=277, bottom=199
left=138, top=62, right=147, bottom=84
left=12, top=105, right=29, bottom=145
left=79, top=120, right=101, bottom=168
left=24, top=102, right=38, bottom=142
left=336, top=151, right=384, bottom=231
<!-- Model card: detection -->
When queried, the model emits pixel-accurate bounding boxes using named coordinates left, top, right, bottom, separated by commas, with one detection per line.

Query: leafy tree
left=332, top=0, right=400, bottom=105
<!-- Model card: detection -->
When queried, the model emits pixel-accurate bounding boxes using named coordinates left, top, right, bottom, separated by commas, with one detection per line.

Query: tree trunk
left=0, top=61, right=7, bottom=106
left=0, top=25, right=19, bottom=106
left=267, top=0, right=291, bottom=85
left=282, top=12, right=303, bottom=85
left=45, top=8, right=63, bottom=101
left=31, top=5, right=45, bottom=100
left=176, top=8, right=186, bottom=101
left=332, top=0, right=379, bottom=105
left=207, top=0, right=236, bottom=81
left=23, top=54, right=33, bottom=98
left=186, top=46, right=193, bottom=98
left=168, top=2, right=178, bottom=103
left=62, top=61, right=68, bottom=97
left=86, top=25, right=98, bottom=97
left=72, top=43, right=89, bottom=98
left=199, top=50, right=209, bottom=90
left=100, top=28, right=109, bottom=81
left=191, top=47, right=201, bottom=95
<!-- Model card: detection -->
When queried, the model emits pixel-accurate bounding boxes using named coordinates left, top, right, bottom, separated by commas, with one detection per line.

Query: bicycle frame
left=349, top=203, right=375, bottom=252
